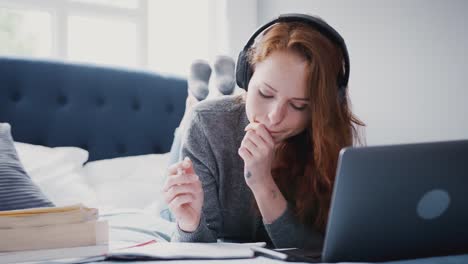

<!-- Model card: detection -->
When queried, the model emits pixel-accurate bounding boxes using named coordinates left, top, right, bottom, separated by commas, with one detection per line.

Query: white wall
left=246, top=0, right=468, bottom=146
left=218, top=0, right=258, bottom=60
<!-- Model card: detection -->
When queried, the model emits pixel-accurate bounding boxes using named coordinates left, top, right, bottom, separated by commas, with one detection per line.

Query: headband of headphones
left=235, top=13, right=350, bottom=99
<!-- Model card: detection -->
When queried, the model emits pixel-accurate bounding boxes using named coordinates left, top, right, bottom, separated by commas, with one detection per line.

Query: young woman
left=163, top=14, right=364, bottom=250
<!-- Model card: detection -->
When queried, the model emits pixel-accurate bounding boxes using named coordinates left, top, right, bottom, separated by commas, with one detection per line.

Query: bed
left=1, top=56, right=467, bottom=264
left=0, top=56, right=186, bottom=260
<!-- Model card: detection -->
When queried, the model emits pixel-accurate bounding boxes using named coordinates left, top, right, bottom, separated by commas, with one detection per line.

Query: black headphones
left=235, top=13, right=350, bottom=101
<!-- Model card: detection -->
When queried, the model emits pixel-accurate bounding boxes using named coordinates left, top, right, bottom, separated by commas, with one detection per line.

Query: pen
left=240, top=242, right=267, bottom=247
left=251, top=246, right=288, bottom=261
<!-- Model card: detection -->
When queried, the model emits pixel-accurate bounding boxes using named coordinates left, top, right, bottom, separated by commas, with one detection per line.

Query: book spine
left=0, top=220, right=108, bottom=252
left=0, top=208, right=98, bottom=228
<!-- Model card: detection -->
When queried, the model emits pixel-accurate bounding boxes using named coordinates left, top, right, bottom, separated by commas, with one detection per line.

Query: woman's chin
left=272, top=135, right=283, bottom=144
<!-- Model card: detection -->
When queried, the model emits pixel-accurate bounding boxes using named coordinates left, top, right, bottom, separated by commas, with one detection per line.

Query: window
left=0, top=0, right=214, bottom=76
left=68, top=15, right=138, bottom=67
left=71, top=0, right=139, bottom=9
left=147, top=0, right=212, bottom=76
left=0, top=8, right=52, bottom=58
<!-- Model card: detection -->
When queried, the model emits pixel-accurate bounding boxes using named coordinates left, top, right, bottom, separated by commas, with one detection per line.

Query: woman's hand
left=238, top=122, right=276, bottom=191
left=163, top=157, right=204, bottom=232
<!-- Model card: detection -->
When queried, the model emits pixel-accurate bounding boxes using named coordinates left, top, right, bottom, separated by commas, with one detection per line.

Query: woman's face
left=245, top=49, right=311, bottom=144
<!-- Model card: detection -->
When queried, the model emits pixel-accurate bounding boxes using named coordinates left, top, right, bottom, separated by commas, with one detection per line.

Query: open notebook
left=67, top=241, right=276, bottom=263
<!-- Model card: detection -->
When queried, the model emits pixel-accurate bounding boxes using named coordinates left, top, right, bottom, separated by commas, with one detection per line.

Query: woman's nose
left=268, top=102, right=286, bottom=125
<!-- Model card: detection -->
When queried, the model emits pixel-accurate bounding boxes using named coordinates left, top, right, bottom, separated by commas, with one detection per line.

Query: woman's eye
left=291, top=104, right=307, bottom=111
left=258, top=90, right=273, bottom=99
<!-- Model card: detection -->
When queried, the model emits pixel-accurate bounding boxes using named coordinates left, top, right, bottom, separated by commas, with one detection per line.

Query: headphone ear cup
left=337, top=75, right=347, bottom=103
left=236, top=50, right=250, bottom=90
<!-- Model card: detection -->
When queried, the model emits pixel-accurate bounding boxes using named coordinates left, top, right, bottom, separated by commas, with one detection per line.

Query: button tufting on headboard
left=116, top=143, right=127, bottom=154
left=96, top=97, right=105, bottom=107
left=165, top=104, right=174, bottom=114
left=11, top=91, right=21, bottom=102
left=0, top=57, right=187, bottom=161
left=153, top=145, right=161, bottom=153
left=57, top=95, right=68, bottom=106
left=132, top=101, right=141, bottom=111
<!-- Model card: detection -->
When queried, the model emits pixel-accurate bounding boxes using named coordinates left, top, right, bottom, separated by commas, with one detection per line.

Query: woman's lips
left=267, top=129, right=281, bottom=134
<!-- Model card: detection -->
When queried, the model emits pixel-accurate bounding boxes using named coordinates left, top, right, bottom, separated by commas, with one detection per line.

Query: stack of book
left=0, top=204, right=108, bottom=263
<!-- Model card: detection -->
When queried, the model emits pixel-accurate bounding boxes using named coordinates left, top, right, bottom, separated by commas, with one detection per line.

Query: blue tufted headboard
left=0, top=57, right=187, bottom=161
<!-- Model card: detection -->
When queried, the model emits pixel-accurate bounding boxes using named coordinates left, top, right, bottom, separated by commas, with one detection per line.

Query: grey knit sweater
left=172, top=95, right=323, bottom=250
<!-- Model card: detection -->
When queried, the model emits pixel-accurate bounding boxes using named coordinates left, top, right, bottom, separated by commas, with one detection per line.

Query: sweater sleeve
left=171, top=111, right=221, bottom=242
left=263, top=203, right=324, bottom=250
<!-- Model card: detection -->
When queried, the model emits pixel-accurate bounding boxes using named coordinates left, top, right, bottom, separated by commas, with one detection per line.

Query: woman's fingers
left=167, top=162, right=181, bottom=175
left=163, top=173, right=199, bottom=192
left=244, top=122, right=258, bottom=131
left=246, top=130, right=272, bottom=150
left=182, top=157, right=195, bottom=174
left=245, top=123, right=274, bottom=148
left=168, top=193, right=195, bottom=208
left=167, top=157, right=194, bottom=175
left=164, top=182, right=202, bottom=204
left=252, top=125, right=275, bottom=148
left=238, top=146, right=253, bottom=160
left=242, top=137, right=261, bottom=156
left=242, top=129, right=273, bottom=157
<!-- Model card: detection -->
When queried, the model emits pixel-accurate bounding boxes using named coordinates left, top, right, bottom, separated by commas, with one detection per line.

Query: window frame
left=0, top=0, right=148, bottom=67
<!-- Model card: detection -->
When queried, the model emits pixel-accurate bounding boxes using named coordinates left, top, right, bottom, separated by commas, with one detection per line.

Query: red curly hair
left=247, top=21, right=365, bottom=232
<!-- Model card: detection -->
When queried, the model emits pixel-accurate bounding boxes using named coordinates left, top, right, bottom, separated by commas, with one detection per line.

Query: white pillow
left=14, top=142, right=99, bottom=207
left=82, top=153, right=170, bottom=211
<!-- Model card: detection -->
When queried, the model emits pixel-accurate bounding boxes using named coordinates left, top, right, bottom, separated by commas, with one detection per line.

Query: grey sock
left=213, top=55, right=236, bottom=95
left=188, top=59, right=211, bottom=101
